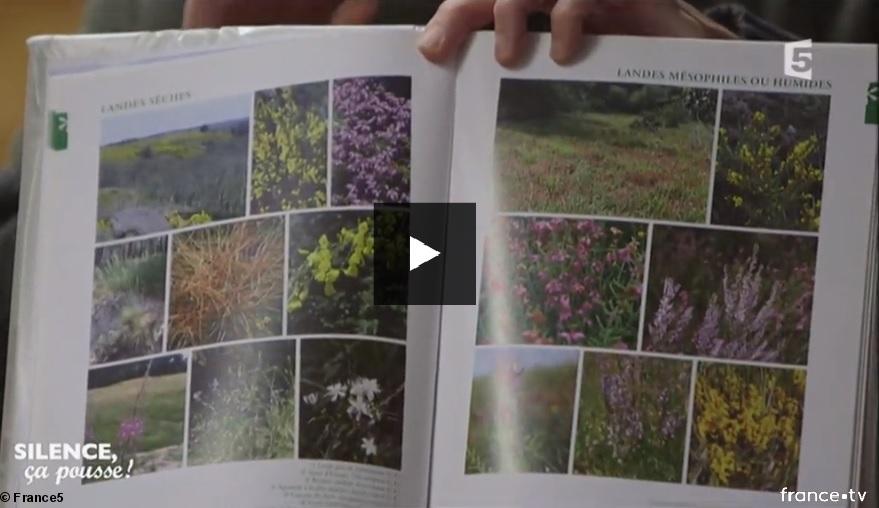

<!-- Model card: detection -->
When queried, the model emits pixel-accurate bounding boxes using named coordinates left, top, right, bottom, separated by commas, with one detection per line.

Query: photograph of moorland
left=288, top=211, right=407, bottom=339
left=645, top=225, right=817, bottom=365
left=332, top=77, right=411, bottom=205
left=188, top=340, right=297, bottom=465
left=299, top=338, right=405, bottom=469
left=477, top=217, right=645, bottom=349
left=84, top=354, right=187, bottom=479
left=169, top=217, right=285, bottom=349
left=251, top=81, right=328, bottom=213
left=91, top=237, right=167, bottom=364
left=712, top=91, right=830, bottom=231
left=494, top=80, right=717, bottom=221
left=466, top=347, right=579, bottom=474
left=97, top=96, right=250, bottom=240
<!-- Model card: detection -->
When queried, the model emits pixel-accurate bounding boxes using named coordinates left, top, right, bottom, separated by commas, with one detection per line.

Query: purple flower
left=117, top=417, right=144, bottom=442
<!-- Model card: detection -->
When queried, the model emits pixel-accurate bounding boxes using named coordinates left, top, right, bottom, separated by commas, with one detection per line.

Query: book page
left=1, top=28, right=453, bottom=508
left=433, top=33, right=878, bottom=507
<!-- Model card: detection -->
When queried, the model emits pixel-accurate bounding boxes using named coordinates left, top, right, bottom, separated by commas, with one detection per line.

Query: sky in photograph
left=101, top=94, right=251, bottom=145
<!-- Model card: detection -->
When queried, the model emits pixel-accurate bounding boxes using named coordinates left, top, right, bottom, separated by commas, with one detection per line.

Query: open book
left=2, top=27, right=877, bottom=508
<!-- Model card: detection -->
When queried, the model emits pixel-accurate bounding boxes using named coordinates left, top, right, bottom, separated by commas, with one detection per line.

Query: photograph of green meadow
left=332, top=77, right=411, bottom=205
left=169, top=217, right=285, bottom=349
left=187, top=340, right=297, bottom=465
left=494, top=80, right=717, bottom=221
left=97, top=96, right=249, bottom=241
left=466, top=347, right=578, bottom=474
left=91, top=237, right=166, bottom=365
left=299, top=339, right=405, bottom=469
left=251, top=81, right=328, bottom=213
left=712, top=91, right=830, bottom=231
left=84, top=354, right=187, bottom=480
left=688, top=363, right=805, bottom=491
left=573, top=353, right=690, bottom=482
left=645, top=225, right=816, bottom=364
left=477, top=216, right=645, bottom=349
left=288, top=211, right=407, bottom=339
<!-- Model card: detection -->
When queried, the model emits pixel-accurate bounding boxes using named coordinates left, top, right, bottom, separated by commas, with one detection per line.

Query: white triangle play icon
left=410, top=236, right=440, bottom=271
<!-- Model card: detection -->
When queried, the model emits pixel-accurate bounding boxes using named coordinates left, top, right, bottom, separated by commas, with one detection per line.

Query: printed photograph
left=332, top=77, right=411, bottom=205
left=188, top=340, right=297, bottom=465
left=288, top=211, right=407, bottom=339
left=644, top=225, right=817, bottom=364
left=251, top=81, right=328, bottom=213
left=495, top=80, right=717, bottom=221
left=573, top=353, right=690, bottom=482
left=299, top=338, right=405, bottom=469
left=712, top=91, right=830, bottom=231
left=83, top=354, right=187, bottom=479
left=91, top=237, right=166, bottom=364
left=169, top=217, right=285, bottom=349
left=97, top=96, right=250, bottom=241
left=688, top=363, right=805, bottom=490
left=466, top=347, right=579, bottom=474
left=477, top=216, right=645, bottom=349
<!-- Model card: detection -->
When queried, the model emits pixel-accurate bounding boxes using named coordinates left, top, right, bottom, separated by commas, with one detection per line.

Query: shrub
left=251, top=82, right=328, bottom=213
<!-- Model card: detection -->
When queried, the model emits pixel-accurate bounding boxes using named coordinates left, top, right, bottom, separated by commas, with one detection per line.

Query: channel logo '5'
left=784, top=39, right=813, bottom=80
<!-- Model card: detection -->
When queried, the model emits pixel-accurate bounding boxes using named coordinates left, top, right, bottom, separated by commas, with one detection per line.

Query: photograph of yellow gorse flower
left=688, top=363, right=805, bottom=490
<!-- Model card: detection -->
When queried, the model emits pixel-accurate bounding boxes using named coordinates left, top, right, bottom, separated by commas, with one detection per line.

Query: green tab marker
left=866, top=82, right=878, bottom=125
left=50, top=111, right=68, bottom=150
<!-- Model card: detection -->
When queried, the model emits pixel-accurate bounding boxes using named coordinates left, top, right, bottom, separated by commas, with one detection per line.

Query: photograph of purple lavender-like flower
left=645, top=226, right=817, bottom=364
left=466, top=347, right=579, bottom=474
left=299, top=338, right=405, bottom=469
left=83, top=354, right=187, bottom=481
left=477, top=216, right=646, bottom=348
left=332, top=76, right=411, bottom=205
left=573, top=353, right=690, bottom=482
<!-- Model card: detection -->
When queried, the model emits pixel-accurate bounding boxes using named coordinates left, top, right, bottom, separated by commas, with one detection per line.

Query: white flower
left=210, top=378, right=220, bottom=391
left=303, top=393, right=319, bottom=405
left=346, top=396, right=372, bottom=421
left=325, top=383, right=347, bottom=402
left=361, top=437, right=377, bottom=457
left=349, top=378, right=382, bottom=401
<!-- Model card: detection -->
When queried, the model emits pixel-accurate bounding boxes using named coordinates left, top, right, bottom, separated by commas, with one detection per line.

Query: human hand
left=418, top=0, right=736, bottom=67
left=183, top=0, right=379, bottom=28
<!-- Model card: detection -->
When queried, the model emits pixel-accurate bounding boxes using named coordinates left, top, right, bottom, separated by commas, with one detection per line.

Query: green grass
left=496, top=112, right=713, bottom=221
left=466, top=363, right=577, bottom=474
left=86, top=373, right=186, bottom=452
left=102, top=130, right=234, bottom=165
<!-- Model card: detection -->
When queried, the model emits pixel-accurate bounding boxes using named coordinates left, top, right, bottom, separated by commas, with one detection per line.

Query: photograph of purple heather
left=332, top=77, right=411, bottom=205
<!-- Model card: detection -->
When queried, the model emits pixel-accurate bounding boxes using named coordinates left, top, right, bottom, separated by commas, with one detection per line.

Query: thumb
left=331, top=0, right=380, bottom=24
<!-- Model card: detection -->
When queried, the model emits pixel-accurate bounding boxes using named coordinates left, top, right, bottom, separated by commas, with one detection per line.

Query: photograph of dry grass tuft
left=169, top=217, right=284, bottom=348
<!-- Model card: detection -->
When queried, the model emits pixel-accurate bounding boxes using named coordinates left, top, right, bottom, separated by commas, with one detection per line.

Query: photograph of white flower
left=299, top=338, right=405, bottom=469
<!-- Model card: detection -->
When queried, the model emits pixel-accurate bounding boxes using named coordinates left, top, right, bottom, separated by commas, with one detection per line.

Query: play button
left=373, top=203, right=476, bottom=305
left=410, top=236, right=440, bottom=271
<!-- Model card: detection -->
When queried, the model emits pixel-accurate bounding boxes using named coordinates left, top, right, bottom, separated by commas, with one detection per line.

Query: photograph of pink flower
left=466, top=347, right=579, bottom=474
left=477, top=216, right=646, bottom=348
left=573, top=353, right=690, bottom=482
left=332, top=77, right=411, bottom=205
left=299, top=338, right=405, bottom=469
left=644, top=225, right=817, bottom=364
left=83, top=354, right=187, bottom=481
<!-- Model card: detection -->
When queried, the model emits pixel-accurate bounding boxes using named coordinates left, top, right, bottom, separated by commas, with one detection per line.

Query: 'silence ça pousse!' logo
left=784, top=39, right=813, bottom=81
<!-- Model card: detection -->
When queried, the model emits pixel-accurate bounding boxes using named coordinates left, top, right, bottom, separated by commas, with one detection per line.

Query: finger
left=332, top=0, right=380, bottom=24
left=418, top=0, right=496, bottom=63
left=493, top=0, right=552, bottom=67
left=549, top=0, right=591, bottom=64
